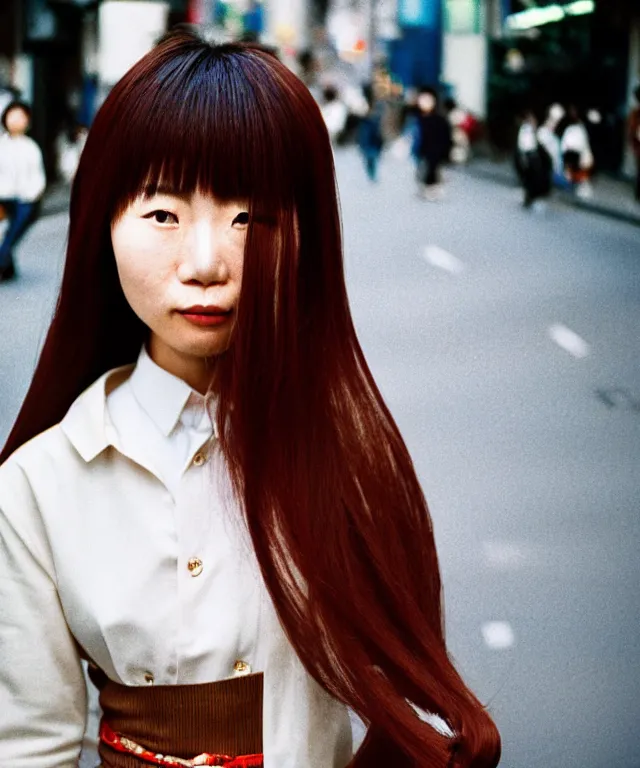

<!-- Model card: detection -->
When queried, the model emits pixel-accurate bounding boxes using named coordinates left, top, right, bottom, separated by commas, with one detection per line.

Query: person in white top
left=320, top=85, right=348, bottom=143
left=0, top=101, right=46, bottom=281
left=0, top=28, right=501, bottom=768
left=514, top=109, right=552, bottom=209
left=537, top=103, right=567, bottom=188
left=559, top=105, right=594, bottom=199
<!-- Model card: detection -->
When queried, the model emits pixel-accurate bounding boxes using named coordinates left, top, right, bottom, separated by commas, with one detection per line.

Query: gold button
left=187, top=557, right=203, bottom=577
left=192, top=452, right=206, bottom=467
left=233, top=660, right=251, bottom=676
left=144, top=672, right=154, bottom=685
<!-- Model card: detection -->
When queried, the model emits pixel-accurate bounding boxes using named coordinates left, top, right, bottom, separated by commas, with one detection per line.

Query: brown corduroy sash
left=88, top=666, right=263, bottom=768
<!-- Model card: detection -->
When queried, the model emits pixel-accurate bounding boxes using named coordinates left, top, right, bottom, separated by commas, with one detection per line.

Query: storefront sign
left=398, top=0, right=439, bottom=29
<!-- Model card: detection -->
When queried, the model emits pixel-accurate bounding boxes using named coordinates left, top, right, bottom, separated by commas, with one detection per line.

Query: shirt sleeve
left=23, top=139, right=47, bottom=202
left=0, top=137, right=13, bottom=199
left=0, top=499, right=87, bottom=767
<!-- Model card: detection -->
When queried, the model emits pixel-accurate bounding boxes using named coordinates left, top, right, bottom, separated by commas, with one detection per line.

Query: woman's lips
left=178, top=306, right=232, bottom=327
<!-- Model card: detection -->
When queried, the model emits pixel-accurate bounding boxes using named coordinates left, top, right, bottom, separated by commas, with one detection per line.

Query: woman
left=0, top=100, right=46, bottom=281
left=319, top=85, right=348, bottom=144
left=515, top=109, right=552, bottom=209
left=537, top=103, right=568, bottom=190
left=414, top=87, right=452, bottom=201
left=357, top=84, right=384, bottom=182
left=560, top=105, right=594, bottom=199
left=0, top=28, right=501, bottom=768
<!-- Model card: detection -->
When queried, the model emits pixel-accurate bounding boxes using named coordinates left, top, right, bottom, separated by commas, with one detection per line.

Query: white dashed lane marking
left=482, top=540, right=527, bottom=570
left=481, top=621, right=516, bottom=650
left=422, top=245, right=464, bottom=274
left=548, top=323, right=590, bottom=359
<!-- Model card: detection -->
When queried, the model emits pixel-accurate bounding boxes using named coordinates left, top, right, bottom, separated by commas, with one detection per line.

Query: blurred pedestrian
left=390, top=87, right=420, bottom=163
left=444, top=97, right=470, bottom=164
left=560, top=106, right=594, bottom=199
left=56, top=121, right=89, bottom=184
left=320, top=85, right=348, bottom=144
left=415, top=87, right=452, bottom=201
left=357, top=85, right=384, bottom=182
left=584, top=108, right=606, bottom=174
left=628, top=85, right=640, bottom=203
left=0, top=29, right=501, bottom=768
left=0, top=56, right=21, bottom=233
left=537, top=103, right=568, bottom=189
left=515, top=110, right=552, bottom=209
left=0, top=101, right=46, bottom=282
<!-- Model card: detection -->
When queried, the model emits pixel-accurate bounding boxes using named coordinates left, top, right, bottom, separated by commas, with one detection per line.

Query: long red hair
left=1, top=28, right=500, bottom=767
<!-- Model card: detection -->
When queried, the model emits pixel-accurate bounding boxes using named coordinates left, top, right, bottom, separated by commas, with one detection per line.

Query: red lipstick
left=179, top=305, right=232, bottom=327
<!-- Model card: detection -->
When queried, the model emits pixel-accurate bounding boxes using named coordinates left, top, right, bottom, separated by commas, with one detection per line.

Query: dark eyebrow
left=142, top=183, right=190, bottom=201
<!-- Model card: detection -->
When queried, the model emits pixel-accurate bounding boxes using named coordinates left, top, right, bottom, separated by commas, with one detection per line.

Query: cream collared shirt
left=0, top=347, right=353, bottom=768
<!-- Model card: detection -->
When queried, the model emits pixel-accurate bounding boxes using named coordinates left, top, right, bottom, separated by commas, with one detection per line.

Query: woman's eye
left=144, top=210, right=178, bottom=225
left=232, top=212, right=250, bottom=227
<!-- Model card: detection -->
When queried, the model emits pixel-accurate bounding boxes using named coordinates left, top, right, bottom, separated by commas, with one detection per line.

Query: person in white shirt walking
left=559, top=105, right=594, bottom=199
left=0, top=101, right=46, bottom=281
left=537, top=103, right=568, bottom=189
left=514, top=109, right=552, bottom=209
left=320, top=85, right=348, bottom=143
left=0, top=28, right=501, bottom=768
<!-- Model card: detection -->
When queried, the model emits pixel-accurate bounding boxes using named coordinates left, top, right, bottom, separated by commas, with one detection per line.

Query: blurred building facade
left=321, top=0, right=639, bottom=174
left=0, top=0, right=269, bottom=180
left=0, top=0, right=185, bottom=179
left=0, top=0, right=638, bottom=178
left=484, top=0, right=640, bottom=173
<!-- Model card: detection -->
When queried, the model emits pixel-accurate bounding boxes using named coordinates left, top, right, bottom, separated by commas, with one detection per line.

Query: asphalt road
left=1, top=147, right=639, bottom=768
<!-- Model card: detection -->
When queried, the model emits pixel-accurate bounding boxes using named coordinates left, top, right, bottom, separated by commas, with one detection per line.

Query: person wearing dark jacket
left=415, top=87, right=452, bottom=200
left=357, top=85, right=384, bottom=182
left=514, top=110, right=552, bottom=209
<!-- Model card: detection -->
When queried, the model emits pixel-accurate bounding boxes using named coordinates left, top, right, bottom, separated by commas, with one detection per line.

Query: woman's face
left=5, top=107, right=30, bottom=135
left=417, top=93, right=436, bottom=113
left=111, top=188, right=248, bottom=392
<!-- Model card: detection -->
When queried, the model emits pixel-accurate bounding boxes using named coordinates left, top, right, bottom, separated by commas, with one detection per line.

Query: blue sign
left=398, top=0, right=440, bottom=28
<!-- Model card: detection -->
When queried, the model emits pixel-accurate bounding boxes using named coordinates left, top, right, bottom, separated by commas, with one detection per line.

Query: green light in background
left=506, top=0, right=594, bottom=31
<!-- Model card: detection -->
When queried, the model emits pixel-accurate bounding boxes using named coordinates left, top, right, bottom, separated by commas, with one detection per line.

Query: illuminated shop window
left=444, top=0, right=482, bottom=34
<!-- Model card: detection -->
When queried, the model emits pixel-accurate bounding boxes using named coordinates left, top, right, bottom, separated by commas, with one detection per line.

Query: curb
left=464, top=163, right=640, bottom=229
left=40, top=201, right=70, bottom=218
left=558, top=193, right=640, bottom=228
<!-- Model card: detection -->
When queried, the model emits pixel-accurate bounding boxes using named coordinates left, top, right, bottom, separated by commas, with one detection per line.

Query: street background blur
left=1, top=1, right=639, bottom=767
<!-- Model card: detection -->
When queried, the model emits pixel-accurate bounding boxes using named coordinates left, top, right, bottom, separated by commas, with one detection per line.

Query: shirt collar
left=129, top=345, right=198, bottom=437
left=60, top=363, right=134, bottom=463
left=61, top=346, right=216, bottom=463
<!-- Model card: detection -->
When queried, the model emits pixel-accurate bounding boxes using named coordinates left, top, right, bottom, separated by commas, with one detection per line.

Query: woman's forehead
left=129, top=164, right=252, bottom=202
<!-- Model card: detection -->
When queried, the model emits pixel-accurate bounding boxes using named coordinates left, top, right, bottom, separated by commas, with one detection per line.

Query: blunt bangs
left=105, top=40, right=320, bottom=222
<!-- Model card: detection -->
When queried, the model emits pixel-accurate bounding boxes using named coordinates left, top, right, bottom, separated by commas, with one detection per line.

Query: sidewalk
left=40, top=182, right=71, bottom=218
left=464, top=157, right=640, bottom=227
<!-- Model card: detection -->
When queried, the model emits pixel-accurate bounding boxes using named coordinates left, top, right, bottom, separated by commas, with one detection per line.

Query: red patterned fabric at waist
left=89, top=667, right=264, bottom=768
left=100, top=721, right=264, bottom=768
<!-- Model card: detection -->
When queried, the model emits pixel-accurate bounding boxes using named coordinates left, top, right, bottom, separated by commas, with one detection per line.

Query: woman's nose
left=183, top=220, right=228, bottom=285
